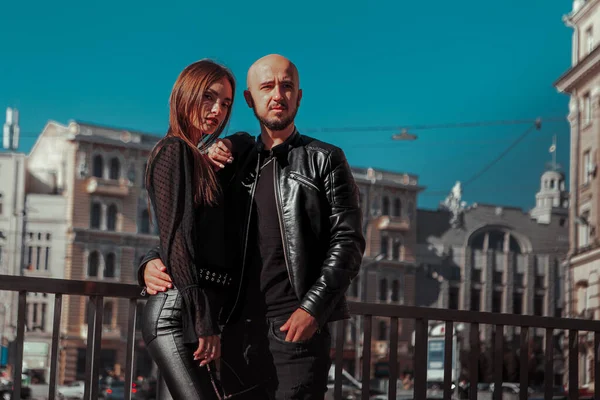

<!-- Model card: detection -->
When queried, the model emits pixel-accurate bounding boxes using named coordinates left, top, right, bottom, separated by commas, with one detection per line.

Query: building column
left=524, top=254, right=536, bottom=315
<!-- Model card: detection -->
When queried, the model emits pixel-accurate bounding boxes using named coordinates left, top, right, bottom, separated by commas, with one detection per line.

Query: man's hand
left=279, top=308, right=319, bottom=342
left=207, top=139, right=233, bottom=170
left=143, top=259, right=173, bottom=295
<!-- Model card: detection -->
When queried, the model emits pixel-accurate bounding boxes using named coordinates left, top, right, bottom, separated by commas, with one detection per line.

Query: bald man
left=138, top=54, right=365, bottom=399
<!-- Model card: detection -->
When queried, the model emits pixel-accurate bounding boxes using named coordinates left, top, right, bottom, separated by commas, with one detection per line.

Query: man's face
left=245, top=59, right=302, bottom=131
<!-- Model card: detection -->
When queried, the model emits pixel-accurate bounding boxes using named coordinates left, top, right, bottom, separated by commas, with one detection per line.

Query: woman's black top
left=147, top=136, right=228, bottom=344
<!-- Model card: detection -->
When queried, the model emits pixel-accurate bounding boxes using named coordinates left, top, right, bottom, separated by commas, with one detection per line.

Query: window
left=587, top=26, right=594, bottom=54
left=0, top=193, right=3, bottom=215
left=379, top=279, right=388, bottom=302
left=584, top=150, right=593, bottom=184
left=382, top=196, right=390, bottom=215
left=104, top=253, right=116, bottom=278
left=534, top=295, right=544, bottom=316
left=380, top=236, right=389, bottom=257
left=492, top=291, right=502, bottom=313
left=470, top=289, right=481, bottom=311
left=392, top=240, right=400, bottom=260
left=449, top=287, right=459, bottom=310
left=140, top=210, right=151, bottom=234
left=513, top=293, right=523, bottom=315
left=584, top=93, right=592, bottom=124
left=127, top=164, right=136, bottom=183
left=579, top=211, right=591, bottom=248
left=393, top=198, right=401, bottom=217
left=109, top=157, right=120, bottom=180
left=103, top=301, right=114, bottom=326
left=92, top=155, right=104, bottom=178
left=90, top=202, right=101, bottom=229
left=391, top=279, right=400, bottom=302
left=107, top=204, right=118, bottom=231
left=378, top=321, right=387, bottom=341
left=88, top=251, right=100, bottom=277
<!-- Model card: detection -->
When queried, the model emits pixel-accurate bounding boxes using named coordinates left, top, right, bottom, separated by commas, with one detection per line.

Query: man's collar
left=256, top=127, right=299, bottom=156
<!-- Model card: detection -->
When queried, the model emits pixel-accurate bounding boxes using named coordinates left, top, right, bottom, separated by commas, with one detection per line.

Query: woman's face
left=193, top=76, right=233, bottom=137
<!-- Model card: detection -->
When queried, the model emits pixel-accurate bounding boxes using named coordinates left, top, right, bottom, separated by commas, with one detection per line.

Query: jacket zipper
left=225, top=154, right=261, bottom=325
left=273, top=159, right=295, bottom=297
left=289, top=172, right=320, bottom=192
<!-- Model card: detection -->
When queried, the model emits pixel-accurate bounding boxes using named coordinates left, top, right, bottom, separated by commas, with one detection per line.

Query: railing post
left=83, top=295, right=104, bottom=400
left=568, top=329, right=578, bottom=400
left=388, top=317, right=399, bottom=400
left=13, top=291, right=27, bottom=400
left=361, top=315, right=372, bottom=400
left=469, top=323, right=480, bottom=400
left=493, top=325, right=503, bottom=400
left=334, top=319, right=345, bottom=400
left=544, top=328, right=554, bottom=400
left=124, top=298, right=138, bottom=400
left=414, top=318, right=428, bottom=400
left=519, top=327, right=529, bottom=400
left=49, top=294, right=62, bottom=400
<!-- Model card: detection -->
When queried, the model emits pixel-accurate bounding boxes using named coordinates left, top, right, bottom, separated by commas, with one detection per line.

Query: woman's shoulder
left=153, top=136, right=193, bottom=160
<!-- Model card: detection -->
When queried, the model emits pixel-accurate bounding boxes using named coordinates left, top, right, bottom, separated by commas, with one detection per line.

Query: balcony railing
left=0, top=274, right=142, bottom=400
left=1, top=275, right=600, bottom=400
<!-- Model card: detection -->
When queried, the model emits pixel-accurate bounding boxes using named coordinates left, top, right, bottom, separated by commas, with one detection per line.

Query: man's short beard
left=253, top=107, right=298, bottom=131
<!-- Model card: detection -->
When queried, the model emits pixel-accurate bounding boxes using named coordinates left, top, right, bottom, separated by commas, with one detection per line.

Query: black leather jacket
left=138, top=130, right=365, bottom=327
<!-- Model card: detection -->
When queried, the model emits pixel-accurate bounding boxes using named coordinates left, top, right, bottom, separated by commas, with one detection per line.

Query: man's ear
left=244, top=90, right=254, bottom=108
left=297, top=89, right=303, bottom=107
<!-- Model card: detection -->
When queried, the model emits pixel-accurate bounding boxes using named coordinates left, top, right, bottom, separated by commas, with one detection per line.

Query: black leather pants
left=141, top=289, right=221, bottom=400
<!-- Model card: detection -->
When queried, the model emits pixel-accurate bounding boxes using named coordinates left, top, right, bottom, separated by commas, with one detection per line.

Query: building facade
left=555, top=0, right=600, bottom=389
left=341, top=167, right=423, bottom=381
left=416, top=168, right=569, bottom=383
left=0, top=108, right=25, bottom=370
left=26, top=121, right=159, bottom=383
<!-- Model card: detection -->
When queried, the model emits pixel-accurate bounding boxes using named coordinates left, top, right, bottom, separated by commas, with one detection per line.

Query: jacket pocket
left=288, top=172, right=320, bottom=192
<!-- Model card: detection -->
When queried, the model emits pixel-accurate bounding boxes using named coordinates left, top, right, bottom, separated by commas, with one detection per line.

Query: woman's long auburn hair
left=146, top=59, right=236, bottom=207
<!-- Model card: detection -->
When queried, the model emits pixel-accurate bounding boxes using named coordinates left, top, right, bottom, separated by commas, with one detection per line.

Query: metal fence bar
left=414, top=318, right=428, bottom=400
left=13, top=291, right=27, bottom=400
left=48, top=294, right=63, bottom=400
left=469, top=323, right=479, bottom=400
left=388, top=317, right=399, bottom=400
left=595, top=332, right=600, bottom=400
left=90, top=296, right=104, bottom=400
left=493, top=325, right=503, bottom=400
left=568, top=329, right=578, bottom=400
left=124, top=298, right=138, bottom=400
left=519, top=327, right=529, bottom=400
left=443, top=320, right=453, bottom=400
left=544, top=328, right=554, bottom=400
left=334, top=320, right=344, bottom=400
left=361, top=315, right=372, bottom=400
left=348, top=301, right=600, bottom=331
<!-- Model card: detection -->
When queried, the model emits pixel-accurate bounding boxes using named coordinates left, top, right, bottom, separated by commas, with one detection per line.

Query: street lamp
left=391, top=129, right=417, bottom=141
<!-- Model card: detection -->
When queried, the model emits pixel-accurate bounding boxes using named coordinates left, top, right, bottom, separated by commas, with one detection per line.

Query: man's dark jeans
left=220, top=316, right=332, bottom=400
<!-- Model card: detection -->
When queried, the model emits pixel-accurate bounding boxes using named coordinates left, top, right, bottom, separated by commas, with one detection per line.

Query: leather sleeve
left=136, top=245, right=161, bottom=288
left=299, top=147, right=366, bottom=326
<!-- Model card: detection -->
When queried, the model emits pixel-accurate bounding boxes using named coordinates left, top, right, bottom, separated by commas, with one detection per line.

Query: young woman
left=141, top=59, right=236, bottom=399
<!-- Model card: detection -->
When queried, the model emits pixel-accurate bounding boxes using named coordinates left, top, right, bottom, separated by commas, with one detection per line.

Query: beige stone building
left=555, top=0, right=600, bottom=389
left=27, top=121, right=159, bottom=383
left=342, top=167, right=423, bottom=380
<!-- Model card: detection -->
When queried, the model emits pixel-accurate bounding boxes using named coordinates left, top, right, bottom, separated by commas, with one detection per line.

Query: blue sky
left=1, top=0, right=573, bottom=210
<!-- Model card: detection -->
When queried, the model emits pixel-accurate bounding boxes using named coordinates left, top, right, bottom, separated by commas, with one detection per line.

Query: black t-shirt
left=244, top=151, right=299, bottom=319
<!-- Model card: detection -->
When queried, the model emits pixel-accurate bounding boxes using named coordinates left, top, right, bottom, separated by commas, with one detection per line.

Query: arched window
left=90, top=202, right=101, bottom=229
left=109, top=157, right=120, bottom=180
left=382, top=196, right=390, bottom=215
left=379, top=279, right=388, bottom=302
left=391, top=279, right=400, bottom=302
left=88, top=251, right=100, bottom=277
left=107, top=205, right=118, bottom=231
left=393, top=198, right=401, bottom=217
left=92, top=155, right=104, bottom=178
left=104, top=253, right=116, bottom=278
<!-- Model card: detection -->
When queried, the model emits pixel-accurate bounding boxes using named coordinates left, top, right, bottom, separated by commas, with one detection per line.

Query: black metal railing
left=337, top=301, right=600, bottom=400
left=0, top=274, right=142, bottom=400
left=2, top=275, right=600, bottom=400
